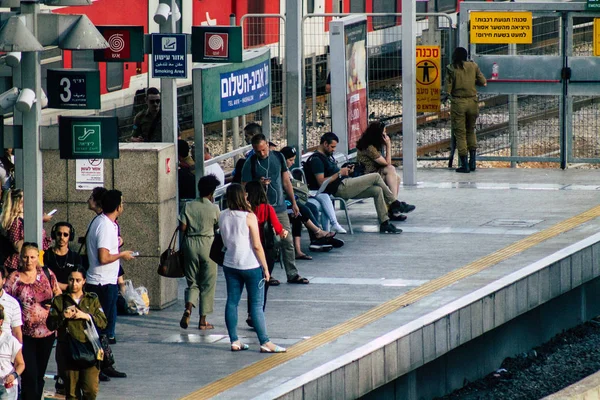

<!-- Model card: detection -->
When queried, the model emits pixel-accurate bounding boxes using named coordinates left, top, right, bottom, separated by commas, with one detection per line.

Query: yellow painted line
left=182, top=205, right=600, bottom=400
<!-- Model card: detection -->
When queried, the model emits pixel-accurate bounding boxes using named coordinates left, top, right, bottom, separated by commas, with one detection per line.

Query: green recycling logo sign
left=73, top=123, right=101, bottom=155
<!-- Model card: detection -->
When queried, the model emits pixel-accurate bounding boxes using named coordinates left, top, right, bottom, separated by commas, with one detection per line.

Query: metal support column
left=285, top=0, right=302, bottom=165
left=508, top=43, right=518, bottom=168
left=21, top=2, right=43, bottom=243
left=230, top=13, right=241, bottom=155
left=160, top=0, right=178, bottom=144
left=402, top=0, right=417, bottom=185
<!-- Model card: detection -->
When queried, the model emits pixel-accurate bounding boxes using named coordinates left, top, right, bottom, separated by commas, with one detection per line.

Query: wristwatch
left=338, top=172, right=342, bottom=179
left=11, top=371, right=18, bottom=379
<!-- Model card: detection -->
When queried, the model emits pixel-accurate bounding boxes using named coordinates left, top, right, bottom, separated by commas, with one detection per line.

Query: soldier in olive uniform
left=445, top=47, right=487, bottom=173
left=131, top=87, right=161, bottom=142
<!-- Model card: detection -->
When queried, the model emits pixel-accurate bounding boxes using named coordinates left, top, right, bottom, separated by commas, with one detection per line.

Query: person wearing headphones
left=44, top=222, right=82, bottom=292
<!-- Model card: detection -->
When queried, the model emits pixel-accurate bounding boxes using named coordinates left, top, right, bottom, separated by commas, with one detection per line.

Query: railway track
left=392, top=97, right=599, bottom=159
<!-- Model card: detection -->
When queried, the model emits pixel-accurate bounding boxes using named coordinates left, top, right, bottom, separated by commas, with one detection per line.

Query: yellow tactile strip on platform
left=182, top=205, right=600, bottom=400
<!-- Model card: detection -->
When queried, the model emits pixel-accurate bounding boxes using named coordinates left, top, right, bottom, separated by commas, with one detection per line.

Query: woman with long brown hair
left=0, top=189, right=52, bottom=272
left=218, top=184, right=286, bottom=353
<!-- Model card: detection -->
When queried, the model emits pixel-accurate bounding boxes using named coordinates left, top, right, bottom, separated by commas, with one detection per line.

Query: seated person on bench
left=303, top=132, right=415, bottom=234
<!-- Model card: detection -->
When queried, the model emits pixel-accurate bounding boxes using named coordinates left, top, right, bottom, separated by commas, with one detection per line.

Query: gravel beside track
left=437, top=319, right=600, bottom=400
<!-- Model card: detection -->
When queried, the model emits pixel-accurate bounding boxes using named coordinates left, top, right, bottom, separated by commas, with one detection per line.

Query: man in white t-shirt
left=0, top=268, right=22, bottom=343
left=85, top=189, right=134, bottom=379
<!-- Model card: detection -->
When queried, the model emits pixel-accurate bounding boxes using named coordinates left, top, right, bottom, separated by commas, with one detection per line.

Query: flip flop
left=198, top=323, right=214, bottom=330
left=295, top=254, right=313, bottom=260
left=268, top=278, right=280, bottom=286
left=287, top=275, right=309, bottom=284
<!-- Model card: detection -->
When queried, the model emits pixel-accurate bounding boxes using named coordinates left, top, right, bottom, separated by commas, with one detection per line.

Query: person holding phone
left=47, top=267, right=108, bottom=400
left=4, top=242, right=61, bottom=400
left=357, top=121, right=403, bottom=201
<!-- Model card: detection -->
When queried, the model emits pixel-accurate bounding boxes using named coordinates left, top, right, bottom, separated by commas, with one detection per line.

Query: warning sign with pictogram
left=205, top=33, right=228, bottom=58
left=191, top=26, right=242, bottom=63
left=416, top=46, right=441, bottom=113
left=94, top=26, right=144, bottom=62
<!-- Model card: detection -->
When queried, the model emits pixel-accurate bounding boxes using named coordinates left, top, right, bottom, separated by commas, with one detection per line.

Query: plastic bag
left=83, top=319, right=104, bottom=362
left=123, top=280, right=149, bottom=315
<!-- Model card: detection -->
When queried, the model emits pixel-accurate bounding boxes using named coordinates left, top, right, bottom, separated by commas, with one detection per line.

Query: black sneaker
left=309, top=243, right=333, bottom=252
left=108, top=337, right=117, bottom=345
left=389, top=200, right=415, bottom=214
left=380, top=221, right=402, bottom=234
left=388, top=213, right=407, bottom=222
left=99, top=372, right=111, bottom=382
left=327, top=237, right=345, bottom=248
left=102, top=366, right=127, bottom=378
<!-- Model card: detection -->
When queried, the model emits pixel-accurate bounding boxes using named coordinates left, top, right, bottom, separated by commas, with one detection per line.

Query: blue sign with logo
left=152, top=34, right=187, bottom=79
left=220, top=60, right=270, bottom=113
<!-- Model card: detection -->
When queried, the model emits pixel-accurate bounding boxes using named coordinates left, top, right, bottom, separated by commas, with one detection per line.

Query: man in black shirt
left=304, top=132, right=414, bottom=234
left=44, top=222, right=81, bottom=292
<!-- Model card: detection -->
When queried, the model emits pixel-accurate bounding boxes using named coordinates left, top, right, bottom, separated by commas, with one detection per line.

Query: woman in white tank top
left=218, top=184, right=286, bottom=353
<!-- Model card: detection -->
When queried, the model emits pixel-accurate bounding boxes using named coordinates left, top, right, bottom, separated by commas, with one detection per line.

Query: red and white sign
left=102, top=29, right=130, bottom=60
left=204, top=33, right=228, bottom=58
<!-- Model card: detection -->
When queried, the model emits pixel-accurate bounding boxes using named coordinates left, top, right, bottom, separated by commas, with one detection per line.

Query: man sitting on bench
left=304, top=132, right=415, bottom=234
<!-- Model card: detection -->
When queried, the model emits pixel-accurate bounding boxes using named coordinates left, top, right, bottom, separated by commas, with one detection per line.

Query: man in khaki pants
left=304, top=132, right=415, bottom=234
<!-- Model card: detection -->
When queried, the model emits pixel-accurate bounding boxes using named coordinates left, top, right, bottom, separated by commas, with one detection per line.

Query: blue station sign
left=151, top=33, right=187, bottom=79
left=220, top=60, right=270, bottom=113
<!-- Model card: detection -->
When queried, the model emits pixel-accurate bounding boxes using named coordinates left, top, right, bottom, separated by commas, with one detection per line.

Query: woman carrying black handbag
left=47, top=267, right=107, bottom=400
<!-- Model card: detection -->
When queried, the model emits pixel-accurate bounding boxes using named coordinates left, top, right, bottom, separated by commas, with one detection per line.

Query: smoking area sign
left=470, top=12, right=532, bottom=44
left=152, top=34, right=187, bottom=79
left=416, top=46, right=441, bottom=113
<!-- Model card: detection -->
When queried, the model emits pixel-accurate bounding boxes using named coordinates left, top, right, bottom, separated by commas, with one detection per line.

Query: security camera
left=16, top=88, right=36, bottom=113
left=5, top=52, right=20, bottom=68
left=0, top=87, right=19, bottom=110
left=40, top=88, right=48, bottom=109
left=154, top=3, right=170, bottom=24
left=172, top=2, right=181, bottom=22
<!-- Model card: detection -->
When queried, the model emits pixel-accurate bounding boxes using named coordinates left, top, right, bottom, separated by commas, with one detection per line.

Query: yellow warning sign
left=470, top=12, right=532, bottom=44
left=416, top=46, right=440, bottom=113
left=594, top=19, right=600, bottom=56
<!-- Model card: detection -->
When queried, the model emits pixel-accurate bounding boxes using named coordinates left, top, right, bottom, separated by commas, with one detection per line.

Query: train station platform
left=54, top=168, right=600, bottom=400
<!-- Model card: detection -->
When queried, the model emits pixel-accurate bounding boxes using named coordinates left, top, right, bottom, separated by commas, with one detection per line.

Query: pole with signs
left=156, top=0, right=180, bottom=144
left=21, top=2, right=44, bottom=244
left=285, top=0, right=302, bottom=166
left=402, top=0, right=417, bottom=185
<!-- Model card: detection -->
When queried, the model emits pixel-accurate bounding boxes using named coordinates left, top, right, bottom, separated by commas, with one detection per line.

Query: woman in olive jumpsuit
left=446, top=47, right=487, bottom=173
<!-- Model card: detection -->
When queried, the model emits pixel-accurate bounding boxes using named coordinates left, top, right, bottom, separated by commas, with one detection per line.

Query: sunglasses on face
left=56, top=232, right=70, bottom=237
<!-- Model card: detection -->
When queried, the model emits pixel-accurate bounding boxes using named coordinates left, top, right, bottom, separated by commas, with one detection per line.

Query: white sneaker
left=331, top=223, right=347, bottom=234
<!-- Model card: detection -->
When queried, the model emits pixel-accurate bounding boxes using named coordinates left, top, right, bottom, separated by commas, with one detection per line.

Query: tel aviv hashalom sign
left=194, top=48, right=271, bottom=123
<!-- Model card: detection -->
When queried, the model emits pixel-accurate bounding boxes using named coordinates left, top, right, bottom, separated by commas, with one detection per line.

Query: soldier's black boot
left=469, top=149, right=477, bottom=171
left=455, top=155, right=470, bottom=173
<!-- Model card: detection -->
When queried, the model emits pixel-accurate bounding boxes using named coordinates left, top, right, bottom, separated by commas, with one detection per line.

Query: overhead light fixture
left=0, top=17, right=43, bottom=52
left=58, top=15, right=109, bottom=50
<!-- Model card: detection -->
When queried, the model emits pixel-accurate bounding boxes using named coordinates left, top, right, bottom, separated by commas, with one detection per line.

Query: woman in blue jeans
left=219, top=184, right=286, bottom=353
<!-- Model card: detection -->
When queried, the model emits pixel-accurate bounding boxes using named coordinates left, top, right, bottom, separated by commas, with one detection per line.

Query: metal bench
left=291, top=167, right=354, bottom=235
